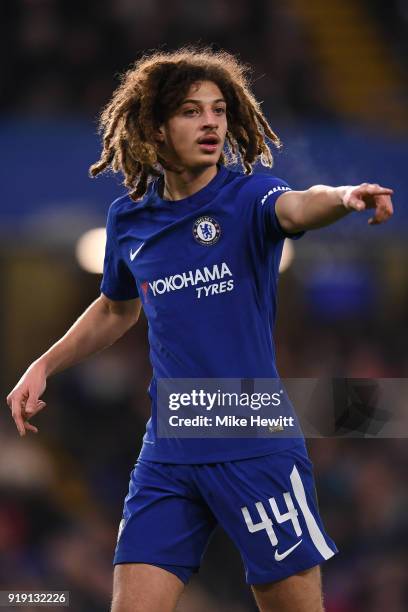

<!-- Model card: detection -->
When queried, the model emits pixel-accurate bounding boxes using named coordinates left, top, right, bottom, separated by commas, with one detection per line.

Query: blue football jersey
left=100, top=165, right=305, bottom=463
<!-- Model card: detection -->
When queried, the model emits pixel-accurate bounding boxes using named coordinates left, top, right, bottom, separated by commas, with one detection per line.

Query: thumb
left=25, top=398, right=44, bottom=415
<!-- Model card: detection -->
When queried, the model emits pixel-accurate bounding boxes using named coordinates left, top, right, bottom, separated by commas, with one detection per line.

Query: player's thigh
left=252, top=564, right=324, bottom=612
left=111, top=562, right=185, bottom=612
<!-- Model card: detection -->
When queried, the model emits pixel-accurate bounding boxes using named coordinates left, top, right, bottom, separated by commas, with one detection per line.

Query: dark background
left=1, top=1, right=407, bottom=610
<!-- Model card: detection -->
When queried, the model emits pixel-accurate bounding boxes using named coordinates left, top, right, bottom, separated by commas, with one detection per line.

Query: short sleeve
left=259, top=177, right=305, bottom=241
left=100, top=202, right=139, bottom=301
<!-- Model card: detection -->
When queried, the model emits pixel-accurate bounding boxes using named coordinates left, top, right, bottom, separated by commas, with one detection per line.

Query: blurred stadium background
left=1, top=1, right=407, bottom=610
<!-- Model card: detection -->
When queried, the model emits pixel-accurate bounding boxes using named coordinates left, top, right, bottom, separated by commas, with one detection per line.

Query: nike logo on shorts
left=274, top=539, right=302, bottom=561
left=130, top=243, right=144, bottom=261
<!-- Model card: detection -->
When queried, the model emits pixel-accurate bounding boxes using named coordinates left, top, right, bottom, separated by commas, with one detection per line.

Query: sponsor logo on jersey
left=141, top=262, right=234, bottom=300
left=261, top=185, right=291, bottom=206
left=193, top=216, right=221, bottom=246
left=141, top=281, right=149, bottom=302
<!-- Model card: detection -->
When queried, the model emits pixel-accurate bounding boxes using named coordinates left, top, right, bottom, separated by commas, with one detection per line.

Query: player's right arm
left=6, top=293, right=142, bottom=437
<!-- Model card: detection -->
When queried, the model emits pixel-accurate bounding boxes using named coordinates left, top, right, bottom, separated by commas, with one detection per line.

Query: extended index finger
left=361, top=184, right=393, bottom=196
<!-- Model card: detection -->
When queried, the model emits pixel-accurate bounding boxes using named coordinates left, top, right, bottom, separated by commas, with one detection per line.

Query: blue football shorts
left=114, top=442, right=338, bottom=585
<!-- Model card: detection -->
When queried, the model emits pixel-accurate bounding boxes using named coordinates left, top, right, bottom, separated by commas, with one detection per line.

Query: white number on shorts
left=241, top=501, right=278, bottom=546
left=240, top=465, right=336, bottom=561
left=241, top=491, right=302, bottom=545
left=269, top=492, right=302, bottom=536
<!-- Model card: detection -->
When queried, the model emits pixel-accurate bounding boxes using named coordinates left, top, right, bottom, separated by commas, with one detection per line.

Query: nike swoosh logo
left=274, top=539, right=302, bottom=561
left=130, top=243, right=144, bottom=261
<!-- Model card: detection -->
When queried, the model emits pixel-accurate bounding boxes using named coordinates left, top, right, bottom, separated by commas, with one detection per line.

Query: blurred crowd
left=1, top=0, right=336, bottom=119
left=1, top=0, right=407, bottom=121
left=362, top=0, right=408, bottom=61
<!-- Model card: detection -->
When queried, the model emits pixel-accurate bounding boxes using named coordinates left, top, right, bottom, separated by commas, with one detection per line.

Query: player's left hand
left=342, top=183, right=394, bottom=225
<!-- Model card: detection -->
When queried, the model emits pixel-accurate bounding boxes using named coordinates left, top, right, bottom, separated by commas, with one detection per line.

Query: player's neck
left=162, top=165, right=218, bottom=201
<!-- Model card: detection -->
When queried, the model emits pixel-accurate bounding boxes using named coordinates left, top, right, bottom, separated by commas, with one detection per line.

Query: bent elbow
left=279, top=215, right=305, bottom=233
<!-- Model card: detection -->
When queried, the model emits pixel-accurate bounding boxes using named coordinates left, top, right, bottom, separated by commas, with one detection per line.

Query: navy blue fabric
left=114, top=443, right=338, bottom=584
left=101, top=166, right=305, bottom=463
left=100, top=201, right=139, bottom=301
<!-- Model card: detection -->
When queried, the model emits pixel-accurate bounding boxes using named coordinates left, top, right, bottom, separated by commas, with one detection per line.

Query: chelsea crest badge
left=193, top=216, right=221, bottom=246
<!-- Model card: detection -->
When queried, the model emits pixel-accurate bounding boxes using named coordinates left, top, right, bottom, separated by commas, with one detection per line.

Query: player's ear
left=154, top=125, right=165, bottom=144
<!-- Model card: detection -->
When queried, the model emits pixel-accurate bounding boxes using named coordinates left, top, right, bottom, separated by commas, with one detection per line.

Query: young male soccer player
left=7, top=48, right=393, bottom=612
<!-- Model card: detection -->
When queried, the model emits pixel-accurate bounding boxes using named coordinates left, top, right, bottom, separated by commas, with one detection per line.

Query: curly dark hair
left=90, top=46, right=281, bottom=200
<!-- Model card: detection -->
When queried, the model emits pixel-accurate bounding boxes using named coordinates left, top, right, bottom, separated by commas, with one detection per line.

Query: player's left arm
left=275, top=183, right=394, bottom=232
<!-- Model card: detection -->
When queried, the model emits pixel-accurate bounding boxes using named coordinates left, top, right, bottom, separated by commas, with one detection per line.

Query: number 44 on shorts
left=241, top=489, right=301, bottom=547
left=241, top=464, right=334, bottom=561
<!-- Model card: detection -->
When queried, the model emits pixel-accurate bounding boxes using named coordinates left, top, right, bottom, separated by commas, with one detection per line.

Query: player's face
left=157, top=80, right=227, bottom=171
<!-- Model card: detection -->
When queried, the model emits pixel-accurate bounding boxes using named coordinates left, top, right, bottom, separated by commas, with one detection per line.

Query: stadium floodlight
left=75, top=227, right=106, bottom=274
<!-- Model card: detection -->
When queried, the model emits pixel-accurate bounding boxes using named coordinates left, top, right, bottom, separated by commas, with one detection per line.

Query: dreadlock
left=89, top=46, right=281, bottom=200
